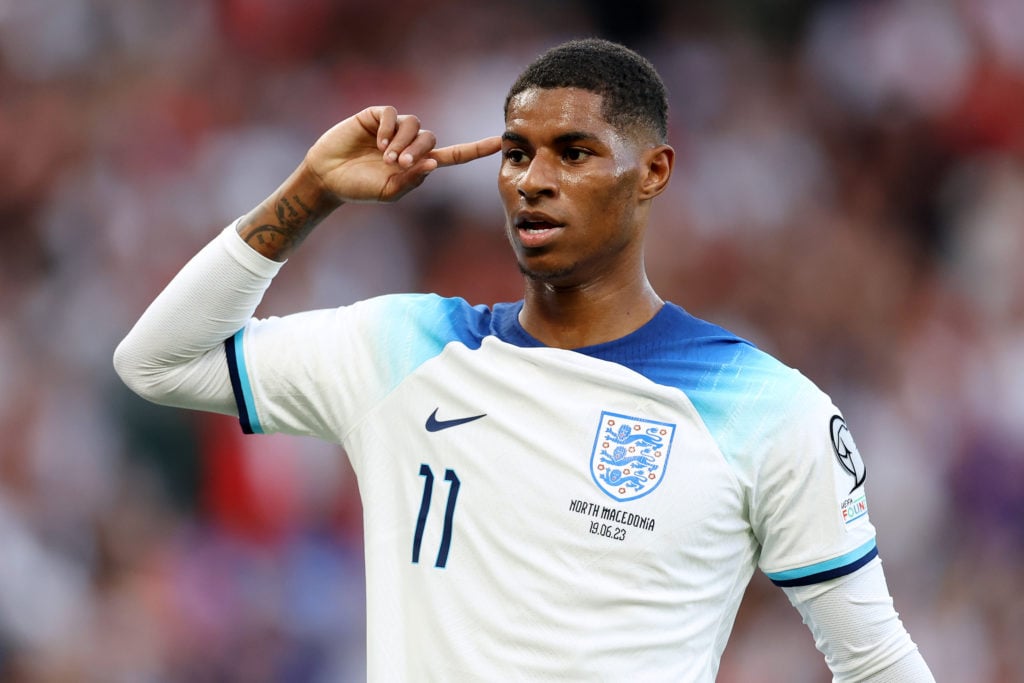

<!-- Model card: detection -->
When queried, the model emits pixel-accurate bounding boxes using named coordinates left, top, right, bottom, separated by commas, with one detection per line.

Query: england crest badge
left=590, top=411, right=676, bottom=502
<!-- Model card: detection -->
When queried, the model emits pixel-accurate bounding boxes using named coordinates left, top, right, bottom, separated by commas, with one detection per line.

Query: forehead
left=504, top=87, right=612, bottom=136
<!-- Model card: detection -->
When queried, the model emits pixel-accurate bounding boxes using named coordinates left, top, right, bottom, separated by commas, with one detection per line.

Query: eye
left=503, top=148, right=528, bottom=164
left=564, top=147, right=591, bottom=162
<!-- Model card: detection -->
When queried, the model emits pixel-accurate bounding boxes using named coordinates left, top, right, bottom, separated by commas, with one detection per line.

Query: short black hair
left=505, top=38, right=668, bottom=143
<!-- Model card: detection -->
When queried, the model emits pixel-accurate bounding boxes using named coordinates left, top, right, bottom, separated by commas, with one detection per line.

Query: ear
left=638, top=144, right=674, bottom=200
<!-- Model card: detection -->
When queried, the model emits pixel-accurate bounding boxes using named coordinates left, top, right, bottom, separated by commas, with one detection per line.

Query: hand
left=237, top=106, right=499, bottom=261
left=305, top=106, right=502, bottom=203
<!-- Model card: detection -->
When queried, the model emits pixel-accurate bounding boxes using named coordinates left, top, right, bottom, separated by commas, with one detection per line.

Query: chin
left=518, top=261, right=580, bottom=287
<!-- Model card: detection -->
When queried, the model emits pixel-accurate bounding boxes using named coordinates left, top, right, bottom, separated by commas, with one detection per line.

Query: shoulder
left=599, top=302, right=812, bottom=398
left=648, top=304, right=833, bottom=462
left=350, top=293, right=499, bottom=349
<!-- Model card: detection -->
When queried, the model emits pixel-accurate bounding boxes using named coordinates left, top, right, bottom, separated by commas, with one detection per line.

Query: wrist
left=297, top=156, right=343, bottom=209
left=236, top=161, right=344, bottom=261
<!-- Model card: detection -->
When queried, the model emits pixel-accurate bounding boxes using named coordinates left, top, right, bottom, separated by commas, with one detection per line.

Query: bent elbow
left=113, top=334, right=234, bottom=415
left=113, top=337, right=153, bottom=401
left=112, top=336, right=177, bottom=405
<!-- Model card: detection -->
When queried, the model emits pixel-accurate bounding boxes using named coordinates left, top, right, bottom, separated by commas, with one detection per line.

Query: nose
left=517, top=153, right=557, bottom=200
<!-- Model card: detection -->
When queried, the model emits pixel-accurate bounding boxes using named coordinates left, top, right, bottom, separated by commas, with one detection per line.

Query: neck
left=519, top=271, right=663, bottom=349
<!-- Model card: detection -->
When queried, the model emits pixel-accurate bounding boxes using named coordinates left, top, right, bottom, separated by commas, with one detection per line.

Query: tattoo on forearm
left=238, top=194, right=326, bottom=258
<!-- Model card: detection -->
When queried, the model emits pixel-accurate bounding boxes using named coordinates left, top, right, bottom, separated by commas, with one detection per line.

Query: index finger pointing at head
left=430, top=135, right=502, bottom=168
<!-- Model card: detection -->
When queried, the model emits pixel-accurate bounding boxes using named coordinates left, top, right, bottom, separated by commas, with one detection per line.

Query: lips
left=514, top=212, right=564, bottom=248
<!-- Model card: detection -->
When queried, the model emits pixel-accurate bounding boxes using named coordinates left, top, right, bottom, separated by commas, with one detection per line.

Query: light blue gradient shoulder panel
left=551, top=302, right=808, bottom=466
left=361, top=293, right=491, bottom=394
left=225, top=294, right=491, bottom=434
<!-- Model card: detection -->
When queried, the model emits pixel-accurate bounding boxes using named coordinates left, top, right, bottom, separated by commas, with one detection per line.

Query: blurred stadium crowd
left=1, top=0, right=1022, bottom=680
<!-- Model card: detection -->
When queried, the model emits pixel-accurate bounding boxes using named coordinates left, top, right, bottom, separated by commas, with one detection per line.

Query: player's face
left=498, top=87, right=653, bottom=287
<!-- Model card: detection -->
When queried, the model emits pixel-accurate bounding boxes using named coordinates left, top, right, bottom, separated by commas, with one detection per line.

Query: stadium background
left=1, top=0, right=1022, bottom=680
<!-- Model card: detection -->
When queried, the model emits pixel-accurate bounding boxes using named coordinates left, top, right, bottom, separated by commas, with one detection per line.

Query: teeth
left=520, top=222, right=554, bottom=233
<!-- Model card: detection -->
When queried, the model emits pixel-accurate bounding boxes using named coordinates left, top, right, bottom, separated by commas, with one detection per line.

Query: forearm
left=113, top=224, right=284, bottom=414
left=237, top=159, right=343, bottom=261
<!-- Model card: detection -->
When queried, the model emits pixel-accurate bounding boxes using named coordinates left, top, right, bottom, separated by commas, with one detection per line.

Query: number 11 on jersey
left=412, top=464, right=461, bottom=568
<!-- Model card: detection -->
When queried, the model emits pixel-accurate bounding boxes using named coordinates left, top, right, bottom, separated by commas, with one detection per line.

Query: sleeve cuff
left=224, top=327, right=263, bottom=434
left=765, top=538, right=879, bottom=587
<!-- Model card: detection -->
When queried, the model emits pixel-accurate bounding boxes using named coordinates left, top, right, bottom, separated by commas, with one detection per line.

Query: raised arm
left=237, top=106, right=501, bottom=261
left=114, top=107, right=500, bottom=411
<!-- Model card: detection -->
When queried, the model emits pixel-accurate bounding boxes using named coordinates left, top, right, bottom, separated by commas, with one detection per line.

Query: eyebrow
left=501, top=130, right=602, bottom=145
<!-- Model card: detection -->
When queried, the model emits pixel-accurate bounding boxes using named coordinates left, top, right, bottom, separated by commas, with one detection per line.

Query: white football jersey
left=225, top=294, right=876, bottom=682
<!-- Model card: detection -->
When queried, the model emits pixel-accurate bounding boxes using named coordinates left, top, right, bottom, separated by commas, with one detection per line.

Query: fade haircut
left=504, top=38, right=669, bottom=143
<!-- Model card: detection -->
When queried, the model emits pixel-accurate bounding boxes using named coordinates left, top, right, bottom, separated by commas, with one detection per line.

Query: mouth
left=514, top=213, right=564, bottom=247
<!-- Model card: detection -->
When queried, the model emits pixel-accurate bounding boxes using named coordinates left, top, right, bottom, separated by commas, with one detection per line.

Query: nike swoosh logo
left=425, top=407, right=487, bottom=432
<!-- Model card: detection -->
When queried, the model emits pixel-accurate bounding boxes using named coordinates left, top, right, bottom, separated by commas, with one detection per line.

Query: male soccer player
left=115, top=39, right=935, bottom=681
